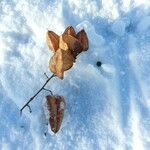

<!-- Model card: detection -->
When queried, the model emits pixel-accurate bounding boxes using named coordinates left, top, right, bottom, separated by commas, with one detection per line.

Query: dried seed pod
left=49, top=48, right=75, bottom=79
left=43, top=95, right=65, bottom=134
left=63, top=26, right=76, bottom=37
left=47, top=26, right=89, bottom=79
left=59, top=35, right=69, bottom=51
left=76, top=29, right=89, bottom=51
left=60, top=34, right=83, bottom=58
left=46, top=31, right=59, bottom=52
left=49, top=49, right=74, bottom=79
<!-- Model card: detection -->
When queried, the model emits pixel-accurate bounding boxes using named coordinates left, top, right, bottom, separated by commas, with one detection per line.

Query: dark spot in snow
left=20, top=125, right=24, bottom=128
left=96, top=61, right=102, bottom=67
left=44, top=132, right=47, bottom=136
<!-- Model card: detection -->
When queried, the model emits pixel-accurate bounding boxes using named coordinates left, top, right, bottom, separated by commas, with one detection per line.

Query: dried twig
left=44, top=73, right=49, bottom=79
left=43, top=88, right=53, bottom=95
left=20, top=73, right=56, bottom=115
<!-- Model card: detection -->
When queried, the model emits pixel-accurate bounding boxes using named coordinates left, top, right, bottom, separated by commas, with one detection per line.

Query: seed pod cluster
left=46, top=26, right=89, bottom=79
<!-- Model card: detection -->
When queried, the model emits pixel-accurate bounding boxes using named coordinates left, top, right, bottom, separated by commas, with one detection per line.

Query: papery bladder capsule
left=43, top=95, right=65, bottom=133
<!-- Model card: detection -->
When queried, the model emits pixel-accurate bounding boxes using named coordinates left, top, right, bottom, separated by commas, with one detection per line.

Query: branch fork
left=20, top=73, right=56, bottom=115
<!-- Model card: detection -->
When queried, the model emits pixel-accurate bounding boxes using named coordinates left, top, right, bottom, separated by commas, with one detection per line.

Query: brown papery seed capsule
left=43, top=95, right=65, bottom=134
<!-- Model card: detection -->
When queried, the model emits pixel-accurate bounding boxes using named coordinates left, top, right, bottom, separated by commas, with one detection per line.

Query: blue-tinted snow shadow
left=61, top=0, right=79, bottom=27
left=0, top=89, right=33, bottom=149
left=97, top=7, right=150, bottom=131
left=62, top=0, right=130, bottom=129
left=62, top=0, right=103, bottom=28
left=0, top=5, right=32, bottom=61
left=1, top=31, right=31, bottom=60
left=62, top=2, right=150, bottom=137
left=129, top=64, right=150, bottom=148
left=130, top=70, right=150, bottom=117
left=51, top=70, right=108, bottom=149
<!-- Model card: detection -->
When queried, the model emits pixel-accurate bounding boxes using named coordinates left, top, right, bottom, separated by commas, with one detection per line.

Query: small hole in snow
left=96, top=61, right=102, bottom=67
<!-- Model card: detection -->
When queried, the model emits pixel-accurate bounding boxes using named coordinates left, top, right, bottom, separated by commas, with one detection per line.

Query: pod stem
left=20, top=73, right=56, bottom=116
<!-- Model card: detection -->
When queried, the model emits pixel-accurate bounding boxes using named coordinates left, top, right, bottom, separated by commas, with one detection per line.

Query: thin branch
left=44, top=73, right=49, bottom=79
left=27, top=105, right=32, bottom=113
left=43, top=88, right=53, bottom=95
left=20, top=73, right=56, bottom=115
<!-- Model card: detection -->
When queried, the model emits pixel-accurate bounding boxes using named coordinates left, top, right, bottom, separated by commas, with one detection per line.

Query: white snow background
left=0, top=0, right=150, bottom=149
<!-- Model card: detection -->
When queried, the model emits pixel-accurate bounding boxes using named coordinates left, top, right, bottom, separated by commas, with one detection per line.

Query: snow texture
left=0, top=0, right=150, bottom=149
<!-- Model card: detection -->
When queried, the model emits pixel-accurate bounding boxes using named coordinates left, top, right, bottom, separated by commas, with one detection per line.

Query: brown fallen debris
left=46, top=26, right=89, bottom=79
left=43, top=95, right=66, bottom=133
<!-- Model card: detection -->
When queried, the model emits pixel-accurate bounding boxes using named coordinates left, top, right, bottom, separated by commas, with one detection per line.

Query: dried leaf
left=49, top=49, right=75, bottom=79
left=47, top=31, right=59, bottom=52
left=77, top=29, right=89, bottom=51
left=44, top=95, right=65, bottom=133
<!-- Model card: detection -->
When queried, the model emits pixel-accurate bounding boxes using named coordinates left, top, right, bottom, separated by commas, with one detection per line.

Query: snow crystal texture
left=0, top=0, right=150, bottom=149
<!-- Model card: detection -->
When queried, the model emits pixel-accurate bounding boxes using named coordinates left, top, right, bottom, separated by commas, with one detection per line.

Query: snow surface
left=0, top=0, right=150, bottom=149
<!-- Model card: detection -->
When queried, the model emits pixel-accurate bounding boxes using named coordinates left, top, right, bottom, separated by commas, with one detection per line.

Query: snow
left=42, top=97, right=50, bottom=121
left=111, top=19, right=126, bottom=36
left=0, top=0, right=150, bottom=149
